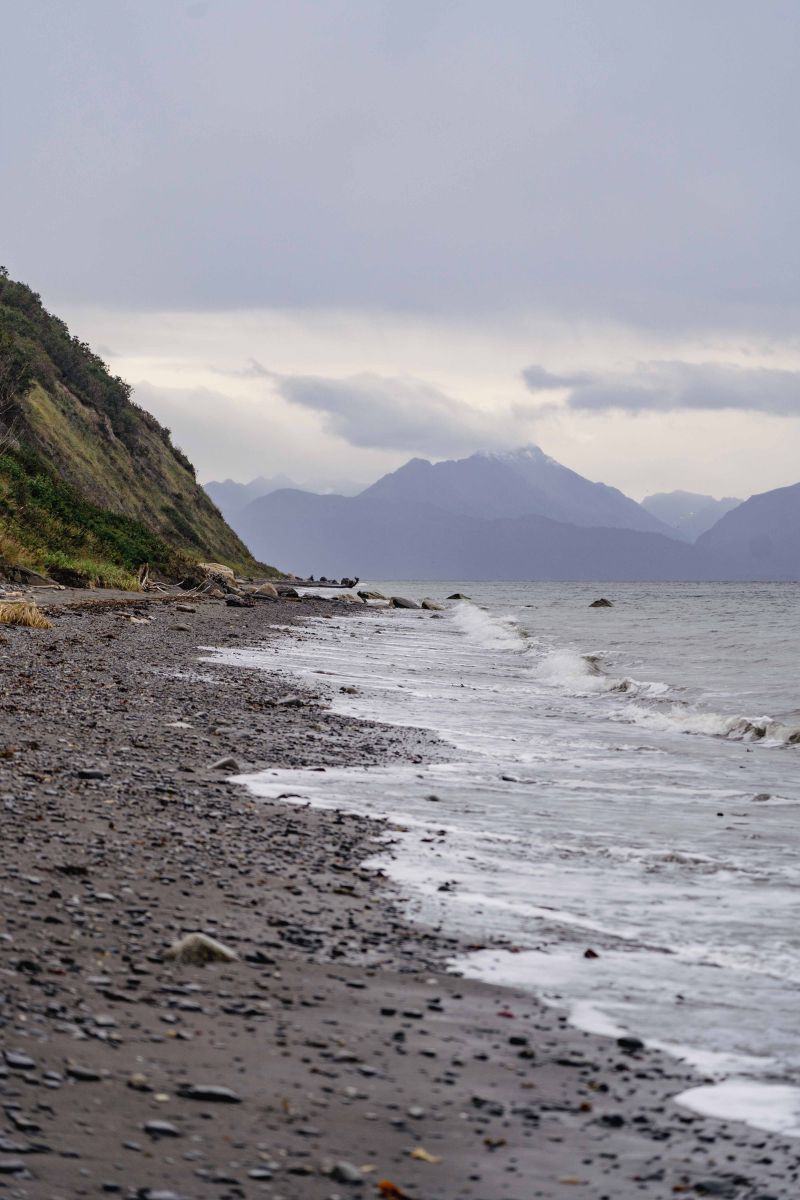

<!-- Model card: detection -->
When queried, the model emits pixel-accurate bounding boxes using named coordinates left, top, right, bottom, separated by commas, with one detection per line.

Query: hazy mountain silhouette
left=235, top=489, right=710, bottom=581
left=227, top=447, right=799, bottom=581
left=696, top=482, right=800, bottom=579
left=205, top=473, right=361, bottom=521
left=362, top=447, right=673, bottom=534
left=642, top=490, right=742, bottom=541
left=205, top=475, right=297, bottom=518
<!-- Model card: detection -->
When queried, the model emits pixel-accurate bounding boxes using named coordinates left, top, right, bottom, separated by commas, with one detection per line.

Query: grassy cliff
left=0, top=269, right=278, bottom=585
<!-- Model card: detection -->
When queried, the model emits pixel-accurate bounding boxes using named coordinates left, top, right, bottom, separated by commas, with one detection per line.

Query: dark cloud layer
left=521, top=365, right=595, bottom=391
left=523, top=360, right=800, bottom=416
left=275, top=371, right=533, bottom=455
left=2, top=0, right=800, bottom=332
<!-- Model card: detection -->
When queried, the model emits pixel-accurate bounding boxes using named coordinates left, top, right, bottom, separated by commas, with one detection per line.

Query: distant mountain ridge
left=205, top=472, right=362, bottom=522
left=696, top=482, right=800, bottom=580
left=220, top=445, right=798, bottom=582
left=642, top=490, right=742, bottom=541
left=229, top=445, right=748, bottom=581
left=362, top=447, right=673, bottom=534
left=205, top=475, right=298, bottom=516
left=234, top=488, right=709, bottom=581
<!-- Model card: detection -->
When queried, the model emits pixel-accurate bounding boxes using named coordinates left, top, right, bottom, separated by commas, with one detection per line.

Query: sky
left=3, top=0, right=800, bottom=499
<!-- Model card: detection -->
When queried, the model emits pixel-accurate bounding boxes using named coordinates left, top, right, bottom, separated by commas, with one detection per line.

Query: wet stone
left=144, top=1120, right=182, bottom=1138
left=4, top=1051, right=36, bottom=1070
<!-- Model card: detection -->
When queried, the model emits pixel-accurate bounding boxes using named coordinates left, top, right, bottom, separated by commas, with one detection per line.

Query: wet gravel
left=0, top=593, right=798, bottom=1200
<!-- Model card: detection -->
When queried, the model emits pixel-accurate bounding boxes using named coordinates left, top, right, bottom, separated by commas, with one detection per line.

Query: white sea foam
left=675, top=1081, right=800, bottom=1137
left=449, top=601, right=527, bottom=652
left=623, top=703, right=800, bottom=745
left=569, top=1001, right=628, bottom=1038
left=530, top=646, right=669, bottom=700
left=214, top=579, right=800, bottom=1142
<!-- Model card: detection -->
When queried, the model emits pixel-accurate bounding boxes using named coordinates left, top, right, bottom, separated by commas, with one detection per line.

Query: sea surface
left=210, top=581, right=800, bottom=1135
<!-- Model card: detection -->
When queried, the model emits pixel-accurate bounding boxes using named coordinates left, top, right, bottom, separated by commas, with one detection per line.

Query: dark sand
left=0, top=593, right=796, bottom=1199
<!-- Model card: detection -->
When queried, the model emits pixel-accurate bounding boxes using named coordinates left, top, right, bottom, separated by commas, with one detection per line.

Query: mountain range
left=217, top=447, right=800, bottom=582
left=206, top=473, right=361, bottom=517
left=641, top=490, right=742, bottom=541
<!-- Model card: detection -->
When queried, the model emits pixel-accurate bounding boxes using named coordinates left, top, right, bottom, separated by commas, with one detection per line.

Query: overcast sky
left=3, top=0, right=800, bottom=498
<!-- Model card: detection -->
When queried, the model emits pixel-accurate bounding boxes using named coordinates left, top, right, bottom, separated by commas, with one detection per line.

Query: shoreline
left=1, top=593, right=797, bottom=1199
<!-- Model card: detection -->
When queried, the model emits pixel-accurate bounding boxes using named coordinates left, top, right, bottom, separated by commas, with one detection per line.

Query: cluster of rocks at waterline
left=196, top=569, right=463, bottom=614
left=1, top=594, right=797, bottom=1199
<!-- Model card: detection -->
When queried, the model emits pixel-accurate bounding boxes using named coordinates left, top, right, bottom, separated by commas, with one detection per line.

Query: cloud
left=521, top=364, right=594, bottom=391
left=555, top=360, right=800, bottom=417
left=209, top=358, right=274, bottom=379
left=4, top=2, right=800, bottom=336
left=274, top=371, right=535, bottom=456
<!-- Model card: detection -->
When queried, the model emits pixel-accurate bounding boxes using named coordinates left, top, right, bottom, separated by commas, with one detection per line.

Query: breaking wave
left=624, top=704, right=800, bottom=746
left=449, top=601, right=529, bottom=652
left=532, top=647, right=669, bottom=699
left=449, top=607, right=799, bottom=748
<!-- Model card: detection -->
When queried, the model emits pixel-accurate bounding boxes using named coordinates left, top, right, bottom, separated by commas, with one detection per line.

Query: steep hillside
left=696, top=482, right=800, bottom=580
left=361, top=447, right=673, bottom=534
left=0, top=269, right=274, bottom=583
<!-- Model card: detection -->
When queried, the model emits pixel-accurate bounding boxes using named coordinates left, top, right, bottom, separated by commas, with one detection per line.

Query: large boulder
left=358, top=590, right=386, bottom=600
left=199, top=562, right=235, bottom=580
left=254, top=581, right=279, bottom=597
left=390, top=596, right=420, bottom=609
left=421, top=598, right=444, bottom=610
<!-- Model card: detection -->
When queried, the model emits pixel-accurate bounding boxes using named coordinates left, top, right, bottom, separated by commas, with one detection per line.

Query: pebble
left=4, top=1051, right=36, bottom=1070
left=330, top=1161, right=364, bottom=1184
left=177, top=1084, right=242, bottom=1103
left=0, top=1160, right=26, bottom=1175
left=210, top=756, right=241, bottom=771
left=144, top=1121, right=182, bottom=1138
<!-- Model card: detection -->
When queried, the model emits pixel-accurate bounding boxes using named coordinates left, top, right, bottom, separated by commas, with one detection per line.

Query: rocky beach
left=1, top=592, right=797, bottom=1200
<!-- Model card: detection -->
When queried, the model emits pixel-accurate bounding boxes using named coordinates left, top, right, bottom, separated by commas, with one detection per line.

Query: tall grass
left=0, top=602, right=52, bottom=629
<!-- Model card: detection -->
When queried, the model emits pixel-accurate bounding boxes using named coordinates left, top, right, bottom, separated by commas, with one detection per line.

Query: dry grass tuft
left=0, top=602, right=53, bottom=629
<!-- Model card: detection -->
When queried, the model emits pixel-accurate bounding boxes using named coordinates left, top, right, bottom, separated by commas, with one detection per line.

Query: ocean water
left=209, top=581, right=800, bottom=1134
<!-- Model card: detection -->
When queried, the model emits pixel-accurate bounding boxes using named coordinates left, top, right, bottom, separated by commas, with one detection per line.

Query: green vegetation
left=0, top=444, right=197, bottom=587
left=0, top=268, right=281, bottom=583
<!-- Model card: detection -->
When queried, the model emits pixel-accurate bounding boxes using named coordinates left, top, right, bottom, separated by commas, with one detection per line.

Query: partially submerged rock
left=589, top=598, right=613, bottom=608
left=447, top=593, right=470, bottom=600
left=421, top=598, right=444, bottom=610
left=163, top=933, right=239, bottom=965
left=390, top=596, right=420, bottom=609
